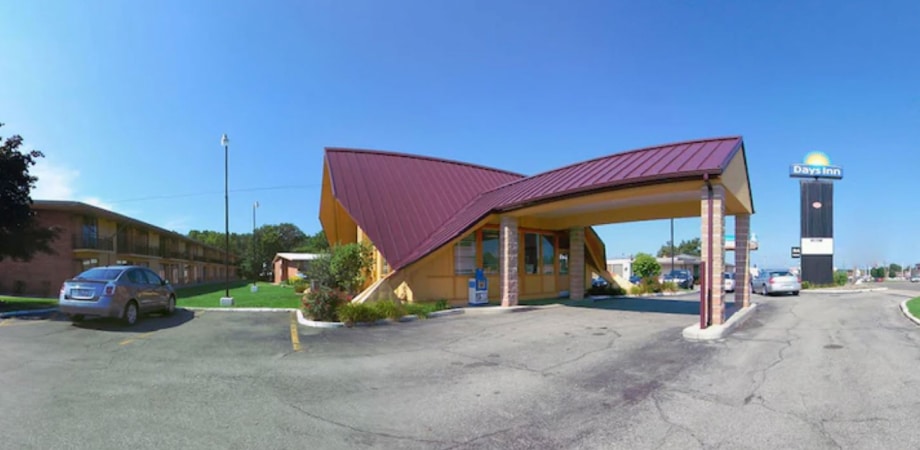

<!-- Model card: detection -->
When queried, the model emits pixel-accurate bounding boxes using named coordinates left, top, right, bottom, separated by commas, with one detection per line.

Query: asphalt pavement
left=1, top=290, right=919, bottom=449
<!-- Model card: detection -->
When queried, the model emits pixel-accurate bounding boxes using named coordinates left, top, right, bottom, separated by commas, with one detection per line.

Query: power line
left=107, top=184, right=321, bottom=204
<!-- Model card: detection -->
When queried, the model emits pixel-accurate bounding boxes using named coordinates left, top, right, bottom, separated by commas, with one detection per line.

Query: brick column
left=569, top=227, right=586, bottom=301
left=701, top=185, right=726, bottom=325
left=734, top=214, right=752, bottom=308
left=500, top=216, right=519, bottom=307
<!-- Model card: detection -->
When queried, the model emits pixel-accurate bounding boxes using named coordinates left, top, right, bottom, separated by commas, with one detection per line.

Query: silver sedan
left=752, top=269, right=801, bottom=296
left=58, top=265, right=176, bottom=325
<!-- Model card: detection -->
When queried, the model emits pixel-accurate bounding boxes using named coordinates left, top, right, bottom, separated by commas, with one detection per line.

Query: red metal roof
left=324, top=148, right=523, bottom=270
left=325, top=136, right=745, bottom=271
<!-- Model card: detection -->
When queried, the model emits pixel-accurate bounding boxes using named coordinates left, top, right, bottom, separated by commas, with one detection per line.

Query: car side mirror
left=161, top=279, right=169, bottom=286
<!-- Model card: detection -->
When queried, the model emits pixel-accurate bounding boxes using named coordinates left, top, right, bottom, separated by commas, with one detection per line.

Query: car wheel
left=163, top=296, right=176, bottom=316
left=123, top=301, right=139, bottom=326
left=793, top=291, right=799, bottom=296
left=70, top=314, right=85, bottom=323
left=761, top=285, right=768, bottom=296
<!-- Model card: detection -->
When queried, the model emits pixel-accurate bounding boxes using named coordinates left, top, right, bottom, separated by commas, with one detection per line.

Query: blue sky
left=1, top=1, right=918, bottom=270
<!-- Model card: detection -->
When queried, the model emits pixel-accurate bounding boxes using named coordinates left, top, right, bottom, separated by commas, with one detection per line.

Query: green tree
left=888, top=263, right=902, bottom=278
left=188, top=223, right=310, bottom=281
left=657, top=238, right=701, bottom=257
left=870, top=267, right=886, bottom=279
left=293, top=230, right=330, bottom=253
left=0, top=123, right=58, bottom=262
left=632, top=253, right=661, bottom=280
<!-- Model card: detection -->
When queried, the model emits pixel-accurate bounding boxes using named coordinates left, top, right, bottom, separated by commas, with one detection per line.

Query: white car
left=911, top=276, right=920, bottom=283
left=723, top=273, right=736, bottom=293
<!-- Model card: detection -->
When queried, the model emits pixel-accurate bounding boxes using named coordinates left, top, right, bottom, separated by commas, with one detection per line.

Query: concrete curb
left=899, top=299, right=920, bottom=327
left=805, top=287, right=889, bottom=294
left=682, top=303, right=759, bottom=341
left=0, top=307, right=59, bottom=318
left=183, top=307, right=298, bottom=312
left=461, top=303, right=562, bottom=315
left=428, top=308, right=465, bottom=318
left=294, top=303, right=554, bottom=328
left=296, top=309, right=345, bottom=328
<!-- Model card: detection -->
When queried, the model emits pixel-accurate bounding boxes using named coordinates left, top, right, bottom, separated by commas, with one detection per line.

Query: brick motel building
left=0, top=200, right=238, bottom=298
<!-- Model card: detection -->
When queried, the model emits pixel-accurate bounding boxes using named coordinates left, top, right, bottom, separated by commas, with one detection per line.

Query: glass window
left=82, top=216, right=97, bottom=247
left=454, top=234, right=476, bottom=275
left=481, top=229, right=500, bottom=274
left=75, top=267, right=124, bottom=281
left=524, top=233, right=539, bottom=274
left=559, top=251, right=569, bottom=275
left=558, top=233, right=570, bottom=250
left=144, top=270, right=163, bottom=285
left=542, top=234, right=555, bottom=274
left=127, top=270, right=145, bottom=284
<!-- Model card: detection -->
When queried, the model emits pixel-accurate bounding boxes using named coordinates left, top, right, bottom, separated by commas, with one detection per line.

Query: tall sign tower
left=790, top=152, right=843, bottom=285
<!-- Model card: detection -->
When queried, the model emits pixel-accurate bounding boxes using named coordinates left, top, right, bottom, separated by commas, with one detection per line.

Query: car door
left=126, top=269, right=154, bottom=311
left=143, top=269, right=168, bottom=308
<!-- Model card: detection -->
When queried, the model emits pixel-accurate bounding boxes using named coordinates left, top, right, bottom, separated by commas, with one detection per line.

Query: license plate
left=70, top=288, right=94, bottom=299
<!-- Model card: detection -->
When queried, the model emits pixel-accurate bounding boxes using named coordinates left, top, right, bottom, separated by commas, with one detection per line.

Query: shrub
left=661, top=281, right=679, bottom=293
left=434, top=298, right=449, bottom=310
left=306, top=242, right=374, bottom=295
left=833, top=271, right=848, bottom=286
left=302, top=287, right=348, bottom=322
left=292, top=279, right=309, bottom=294
left=641, top=277, right=663, bottom=294
left=337, top=302, right=382, bottom=326
left=801, top=281, right=812, bottom=290
left=587, top=283, right=626, bottom=296
left=632, top=253, right=661, bottom=280
left=371, top=299, right=406, bottom=320
left=629, top=285, right=643, bottom=296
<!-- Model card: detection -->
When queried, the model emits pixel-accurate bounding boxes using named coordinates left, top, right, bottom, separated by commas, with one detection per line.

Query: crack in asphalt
left=651, top=393, right=704, bottom=448
left=439, top=426, right=521, bottom=450
left=282, top=399, right=459, bottom=446
left=748, top=397, right=842, bottom=449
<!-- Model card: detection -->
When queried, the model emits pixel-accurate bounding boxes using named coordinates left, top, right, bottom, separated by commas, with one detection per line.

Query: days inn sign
left=789, top=151, right=843, bottom=180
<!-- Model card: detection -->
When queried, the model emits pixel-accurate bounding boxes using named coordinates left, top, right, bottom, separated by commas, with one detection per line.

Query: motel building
left=320, top=136, right=755, bottom=328
left=0, top=201, right=239, bottom=298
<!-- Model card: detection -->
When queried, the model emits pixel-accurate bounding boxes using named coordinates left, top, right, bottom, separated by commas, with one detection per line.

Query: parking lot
left=2, top=290, right=919, bottom=449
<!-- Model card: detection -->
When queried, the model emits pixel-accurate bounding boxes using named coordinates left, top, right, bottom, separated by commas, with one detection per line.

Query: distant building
left=0, top=200, right=239, bottom=297
left=272, top=252, right=322, bottom=284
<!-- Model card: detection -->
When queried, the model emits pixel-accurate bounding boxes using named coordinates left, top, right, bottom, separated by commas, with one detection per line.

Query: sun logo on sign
left=803, top=152, right=831, bottom=166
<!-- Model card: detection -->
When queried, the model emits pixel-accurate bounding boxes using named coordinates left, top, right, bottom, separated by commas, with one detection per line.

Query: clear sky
left=2, top=1, right=918, bottom=270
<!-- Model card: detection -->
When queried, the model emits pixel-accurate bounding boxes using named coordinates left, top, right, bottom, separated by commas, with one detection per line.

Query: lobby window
left=524, top=233, right=539, bottom=274
left=481, top=229, right=500, bottom=274
left=558, top=233, right=571, bottom=275
left=454, top=234, right=476, bottom=275
left=542, top=234, right=555, bottom=274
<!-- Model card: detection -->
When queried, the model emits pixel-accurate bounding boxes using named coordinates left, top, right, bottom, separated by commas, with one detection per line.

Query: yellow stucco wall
left=353, top=221, right=602, bottom=305
left=720, top=148, right=755, bottom=214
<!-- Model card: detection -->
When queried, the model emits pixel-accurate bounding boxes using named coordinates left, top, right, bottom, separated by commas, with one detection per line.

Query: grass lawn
left=0, top=295, right=58, bottom=313
left=907, top=297, right=920, bottom=318
left=176, top=282, right=302, bottom=309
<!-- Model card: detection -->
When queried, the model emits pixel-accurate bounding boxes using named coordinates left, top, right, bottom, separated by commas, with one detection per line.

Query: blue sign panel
left=789, top=164, right=843, bottom=180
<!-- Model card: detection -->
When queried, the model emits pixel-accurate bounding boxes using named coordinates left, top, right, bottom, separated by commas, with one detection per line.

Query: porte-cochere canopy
left=319, top=136, right=754, bottom=327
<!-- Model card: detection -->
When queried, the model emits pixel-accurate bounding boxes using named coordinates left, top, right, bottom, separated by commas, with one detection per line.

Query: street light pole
left=221, top=133, right=230, bottom=300
left=252, top=201, right=259, bottom=283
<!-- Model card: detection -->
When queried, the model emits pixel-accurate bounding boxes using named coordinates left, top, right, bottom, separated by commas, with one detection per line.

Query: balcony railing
left=72, top=234, right=114, bottom=251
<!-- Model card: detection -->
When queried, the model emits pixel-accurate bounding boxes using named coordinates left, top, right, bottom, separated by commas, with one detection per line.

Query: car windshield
left=74, top=268, right=124, bottom=281
left=724, top=273, right=735, bottom=279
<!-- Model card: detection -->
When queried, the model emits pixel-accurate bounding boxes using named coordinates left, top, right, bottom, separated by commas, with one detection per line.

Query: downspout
left=703, top=174, right=713, bottom=328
